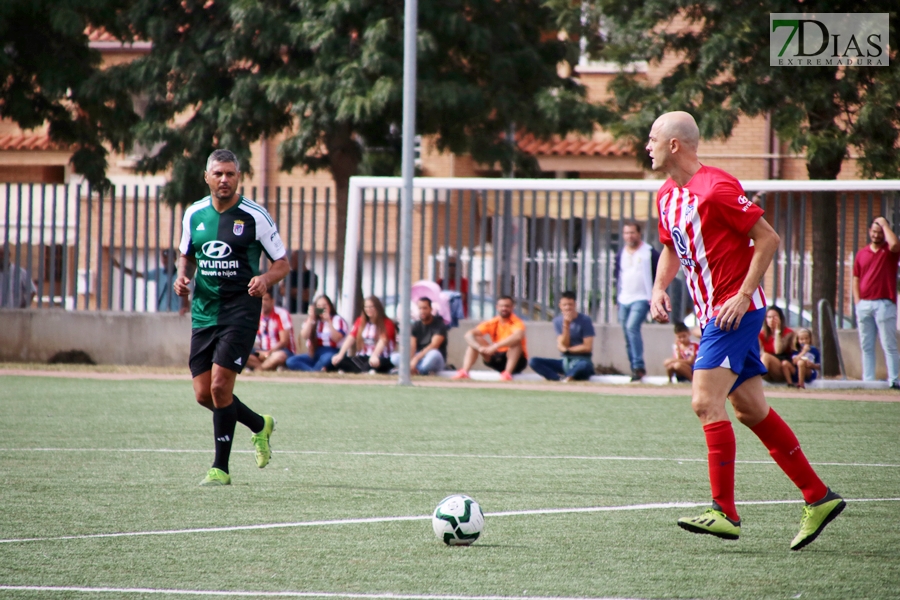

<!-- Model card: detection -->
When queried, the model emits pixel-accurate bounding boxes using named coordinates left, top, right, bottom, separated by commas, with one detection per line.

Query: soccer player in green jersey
left=174, top=149, right=290, bottom=486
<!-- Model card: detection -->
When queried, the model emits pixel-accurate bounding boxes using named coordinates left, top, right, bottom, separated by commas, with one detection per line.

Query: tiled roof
left=518, top=133, right=631, bottom=157
left=0, top=133, right=68, bottom=152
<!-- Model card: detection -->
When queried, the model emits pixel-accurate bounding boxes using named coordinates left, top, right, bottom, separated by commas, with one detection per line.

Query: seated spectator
left=286, top=294, right=348, bottom=372
left=453, top=295, right=527, bottom=381
left=791, top=328, right=821, bottom=389
left=247, top=288, right=295, bottom=371
left=326, top=295, right=396, bottom=374
left=391, top=297, right=448, bottom=375
left=759, top=306, right=796, bottom=384
left=664, top=322, right=699, bottom=383
left=528, top=291, right=595, bottom=382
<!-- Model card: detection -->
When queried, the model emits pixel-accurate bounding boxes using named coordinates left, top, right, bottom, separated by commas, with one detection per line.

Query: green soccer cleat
left=677, top=507, right=741, bottom=540
left=790, top=488, right=845, bottom=551
left=251, top=415, right=275, bottom=468
left=199, top=467, right=231, bottom=486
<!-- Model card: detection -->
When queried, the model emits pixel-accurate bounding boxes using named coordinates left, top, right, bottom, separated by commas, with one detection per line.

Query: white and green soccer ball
left=432, top=494, right=484, bottom=546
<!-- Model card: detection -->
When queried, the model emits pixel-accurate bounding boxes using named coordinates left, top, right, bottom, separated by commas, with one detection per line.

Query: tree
left=0, top=0, right=137, bottom=187
left=577, top=0, right=900, bottom=373
left=112, top=0, right=598, bottom=303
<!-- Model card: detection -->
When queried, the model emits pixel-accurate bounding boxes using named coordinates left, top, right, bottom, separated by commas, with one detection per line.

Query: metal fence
left=3, top=178, right=900, bottom=330
left=344, top=177, right=900, bottom=329
left=0, top=182, right=341, bottom=313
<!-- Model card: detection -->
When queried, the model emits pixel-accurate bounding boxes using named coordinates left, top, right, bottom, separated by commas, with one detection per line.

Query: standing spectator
left=285, top=250, right=318, bottom=314
left=0, top=245, right=36, bottom=308
left=452, top=296, right=527, bottom=381
left=529, top=290, right=595, bottom=382
left=113, top=249, right=183, bottom=313
left=437, top=258, right=469, bottom=317
left=286, top=294, right=347, bottom=372
left=648, top=111, right=842, bottom=549
left=327, top=295, right=396, bottom=373
left=758, top=306, right=796, bottom=384
left=853, top=216, right=900, bottom=389
left=664, top=322, right=699, bottom=383
left=173, top=149, right=287, bottom=486
left=247, top=288, right=295, bottom=371
left=791, top=328, right=821, bottom=389
left=615, top=221, right=660, bottom=381
left=392, top=297, right=448, bottom=375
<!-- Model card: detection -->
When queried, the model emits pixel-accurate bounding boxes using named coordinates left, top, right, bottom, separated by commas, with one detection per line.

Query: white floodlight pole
left=397, top=0, right=418, bottom=386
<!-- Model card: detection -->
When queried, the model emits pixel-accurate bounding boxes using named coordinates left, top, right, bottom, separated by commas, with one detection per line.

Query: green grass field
left=1, top=374, right=898, bottom=600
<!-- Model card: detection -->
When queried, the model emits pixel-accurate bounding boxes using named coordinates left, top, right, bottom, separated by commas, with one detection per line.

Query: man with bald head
left=647, top=111, right=844, bottom=550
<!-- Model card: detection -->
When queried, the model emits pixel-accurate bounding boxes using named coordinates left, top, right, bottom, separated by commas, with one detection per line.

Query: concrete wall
left=2, top=310, right=893, bottom=380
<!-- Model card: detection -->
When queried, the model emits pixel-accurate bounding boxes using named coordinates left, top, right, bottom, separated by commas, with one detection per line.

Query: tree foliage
left=0, top=0, right=137, bottom=187
left=576, top=0, right=899, bottom=179
left=108, top=0, right=599, bottom=293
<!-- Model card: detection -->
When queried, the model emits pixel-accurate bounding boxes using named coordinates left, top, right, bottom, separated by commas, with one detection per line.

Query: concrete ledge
left=0, top=309, right=896, bottom=381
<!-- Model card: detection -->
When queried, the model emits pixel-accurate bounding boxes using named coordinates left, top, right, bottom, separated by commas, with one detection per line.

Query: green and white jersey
left=179, top=195, right=286, bottom=329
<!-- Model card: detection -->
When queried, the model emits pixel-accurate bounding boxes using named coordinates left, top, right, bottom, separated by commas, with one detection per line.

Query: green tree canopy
left=110, top=0, right=600, bottom=288
left=0, top=0, right=137, bottom=186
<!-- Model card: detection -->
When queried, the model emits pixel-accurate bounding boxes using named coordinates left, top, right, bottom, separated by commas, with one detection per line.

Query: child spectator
left=664, top=323, right=698, bottom=383
left=791, top=328, right=821, bottom=389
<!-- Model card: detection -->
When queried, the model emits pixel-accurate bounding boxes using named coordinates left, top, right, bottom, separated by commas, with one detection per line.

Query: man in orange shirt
left=452, top=296, right=527, bottom=381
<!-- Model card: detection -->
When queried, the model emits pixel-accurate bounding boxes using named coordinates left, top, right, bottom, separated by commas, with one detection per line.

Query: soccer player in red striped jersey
left=647, top=111, right=844, bottom=550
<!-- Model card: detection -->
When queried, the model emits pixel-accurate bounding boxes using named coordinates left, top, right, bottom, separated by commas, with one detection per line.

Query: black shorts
left=485, top=352, right=528, bottom=374
left=189, top=325, right=258, bottom=377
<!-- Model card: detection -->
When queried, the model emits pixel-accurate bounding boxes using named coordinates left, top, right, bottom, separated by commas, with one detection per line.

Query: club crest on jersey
left=233, top=220, right=244, bottom=235
left=671, top=227, right=698, bottom=268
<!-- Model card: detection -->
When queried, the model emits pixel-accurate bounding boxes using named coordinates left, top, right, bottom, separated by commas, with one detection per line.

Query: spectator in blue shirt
left=113, top=249, right=183, bottom=313
left=529, top=291, right=595, bottom=382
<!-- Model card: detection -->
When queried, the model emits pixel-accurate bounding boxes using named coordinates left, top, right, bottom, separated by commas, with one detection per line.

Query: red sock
left=703, top=420, right=738, bottom=522
left=750, top=409, right=827, bottom=504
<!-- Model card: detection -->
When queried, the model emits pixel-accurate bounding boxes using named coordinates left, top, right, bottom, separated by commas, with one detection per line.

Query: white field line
left=2, top=447, right=898, bottom=468
left=0, top=587, right=647, bottom=600
left=1, top=497, right=898, bottom=545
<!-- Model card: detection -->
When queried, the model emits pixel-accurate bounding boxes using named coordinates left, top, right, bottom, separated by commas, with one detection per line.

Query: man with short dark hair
left=393, top=297, right=448, bottom=375
left=174, top=149, right=290, bottom=486
left=453, top=295, right=527, bottom=381
left=529, top=291, right=595, bottom=382
left=615, top=221, right=659, bottom=381
left=853, top=216, right=900, bottom=389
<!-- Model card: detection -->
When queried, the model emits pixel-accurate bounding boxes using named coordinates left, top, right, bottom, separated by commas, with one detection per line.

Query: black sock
left=212, top=403, right=238, bottom=473
left=232, top=395, right=265, bottom=434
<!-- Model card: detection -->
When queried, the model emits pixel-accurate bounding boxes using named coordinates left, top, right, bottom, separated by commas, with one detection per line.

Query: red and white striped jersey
left=657, top=165, right=767, bottom=327
left=256, top=306, right=296, bottom=353
left=313, top=315, right=349, bottom=349
left=350, top=317, right=397, bottom=357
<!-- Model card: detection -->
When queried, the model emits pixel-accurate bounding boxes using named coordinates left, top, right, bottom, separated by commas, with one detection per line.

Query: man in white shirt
left=615, top=221, right=659, bottom=381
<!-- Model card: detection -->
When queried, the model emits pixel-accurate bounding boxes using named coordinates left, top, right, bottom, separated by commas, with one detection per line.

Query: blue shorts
left=694, top=308, right=767, bottom=394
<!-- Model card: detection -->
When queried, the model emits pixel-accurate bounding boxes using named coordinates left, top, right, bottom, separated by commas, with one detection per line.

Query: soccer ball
left=432, top=494, right=484, bottom=546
